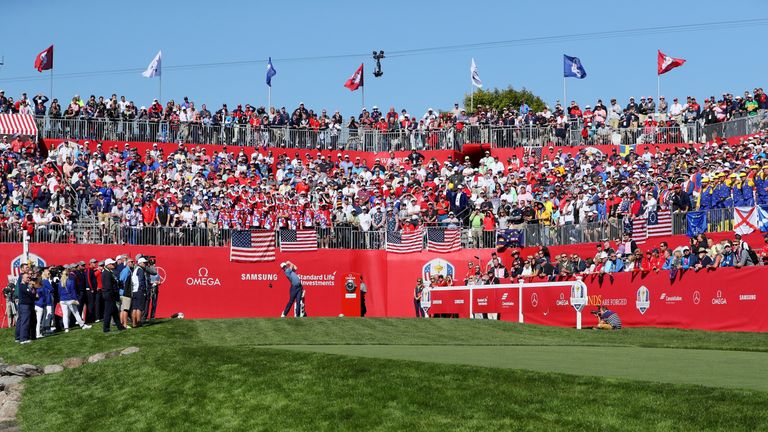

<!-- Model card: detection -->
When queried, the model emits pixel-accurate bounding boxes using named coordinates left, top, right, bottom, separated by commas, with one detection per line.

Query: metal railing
left=35, top=111, right=767, bottom=151
left=0, top=206, right=750, bottom=249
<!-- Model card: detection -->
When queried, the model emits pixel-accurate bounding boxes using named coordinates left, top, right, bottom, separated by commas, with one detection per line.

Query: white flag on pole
left=142, top=51, right=162, bottom=78
left=471, top=58, right=482, bottom=88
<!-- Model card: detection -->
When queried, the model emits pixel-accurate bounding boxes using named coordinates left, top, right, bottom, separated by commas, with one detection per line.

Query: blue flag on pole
left=563, top=54, right=587, bottom=79
left=266, top=57, right=277, bottom=87
left=686, top=211, right=708, bottom=237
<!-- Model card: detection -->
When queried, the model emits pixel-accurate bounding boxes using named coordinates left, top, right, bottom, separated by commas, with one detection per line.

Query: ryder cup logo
left=570, top=281, right=588, bottom=312
left=422, top=258, right=455, bottom=282
left=636, top=286, right=651, bottom=315
left=9, top=254, right=46, bottom=283
left=186, top=267, right=221, bottom=287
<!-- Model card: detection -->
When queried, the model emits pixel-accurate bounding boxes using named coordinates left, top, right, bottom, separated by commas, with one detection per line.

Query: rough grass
left=2, top=318, right=767, bottom=431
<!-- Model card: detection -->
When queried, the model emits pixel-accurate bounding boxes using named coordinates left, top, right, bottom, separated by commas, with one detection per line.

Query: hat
left=138, top=257, right=148, bottom=264
left=104, top=258, right=116, bottom=266
left=89, top=258, right=97, bottom=263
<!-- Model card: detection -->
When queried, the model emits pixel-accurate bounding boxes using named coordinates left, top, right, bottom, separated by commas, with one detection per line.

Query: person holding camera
left=2, top=282, right=16, bottom=329
left=593, top=305, right=622, bottom=330
left=280, top=261, right=303, bottom=318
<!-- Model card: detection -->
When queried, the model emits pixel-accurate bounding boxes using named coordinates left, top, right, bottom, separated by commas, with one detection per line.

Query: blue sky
left=2, top=0, right=766, bottom=116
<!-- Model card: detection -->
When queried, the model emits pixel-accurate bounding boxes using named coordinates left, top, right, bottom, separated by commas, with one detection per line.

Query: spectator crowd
left=0, top=87, right=767, bottom=250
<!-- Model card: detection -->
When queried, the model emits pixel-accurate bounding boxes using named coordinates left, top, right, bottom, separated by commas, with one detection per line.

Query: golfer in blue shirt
left=280, top=261, right=303, bottom=318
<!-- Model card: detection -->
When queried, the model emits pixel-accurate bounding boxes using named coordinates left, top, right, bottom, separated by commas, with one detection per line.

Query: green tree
left=463, top=86, right=547, bottom=114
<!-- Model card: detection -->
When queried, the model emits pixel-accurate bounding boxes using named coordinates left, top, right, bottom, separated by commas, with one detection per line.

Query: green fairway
left=1, top=318, right=768, bottom=431
left=273, top=344, right=768, bottom=391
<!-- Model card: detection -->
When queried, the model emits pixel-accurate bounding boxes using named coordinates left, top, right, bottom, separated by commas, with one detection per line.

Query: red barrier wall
left=430, top=267, right=768, bottom=332
left=0, top=232, right=766, bottom=331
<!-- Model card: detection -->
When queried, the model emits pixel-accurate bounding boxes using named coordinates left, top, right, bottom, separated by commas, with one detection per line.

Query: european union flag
left=266, top=57, right=277, bottom=87
left=563, top=54, right=587, bottom=79
left=496, top=229, right=525, bottom=249
left=686, top=211, right=708, bottom=237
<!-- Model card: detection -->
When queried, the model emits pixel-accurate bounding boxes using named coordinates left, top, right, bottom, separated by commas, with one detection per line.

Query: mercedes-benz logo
left=693, top=291, right=701, bottom=305
left=155, top=266, right=167, bottom=284
left=531, top=293, right=539, bottom=307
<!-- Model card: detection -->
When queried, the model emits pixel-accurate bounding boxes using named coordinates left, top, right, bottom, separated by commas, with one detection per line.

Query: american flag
left=631, top=217, right=648, bottom=244
left=386, top=227, right=424, bottom=254
left=426, top=227, right=461, bottom=253
left=279, top=229, right=318, bottom=252
left=647, top=210, right=672, bottom=237
left=230, top=230, right=276, bottom=262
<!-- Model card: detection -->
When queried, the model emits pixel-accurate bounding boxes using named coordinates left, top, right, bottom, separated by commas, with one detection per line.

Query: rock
left=61, top=358, right=85, bottom=369
left=0, top=364, right=8, bottom=376
left=104, top=351, right=120, bottom=360
left=4, top=365, right=41, bottom=378
left=87, top=353, right=106, bottom=364
left=120, top=347, right=140, bottom=356
left=0, top=400, right=19, bottom=422
left=43, top=365, right=64, bottom=375
left=0, top=377, right=23, bottom=388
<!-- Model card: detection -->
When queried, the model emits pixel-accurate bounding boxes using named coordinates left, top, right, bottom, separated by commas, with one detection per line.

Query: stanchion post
left=518, top=278, right=524, bottom=323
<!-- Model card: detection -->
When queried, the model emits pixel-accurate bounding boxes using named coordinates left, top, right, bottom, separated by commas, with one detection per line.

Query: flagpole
left=563, top=77, right=567, bottom=111
left=362, top=84, right=365, bottom=112
left=159, top=73, right=162, bottom=104
left=268, top=86, right=271, bottom=112
left=49, top=68, right=53, bottom=102
left=656, top=74, right=660, bottom=114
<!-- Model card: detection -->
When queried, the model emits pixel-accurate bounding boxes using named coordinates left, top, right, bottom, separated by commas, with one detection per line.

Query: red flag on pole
left=34, top=45, right=54, bottom=72
left=657, top=50, right=685, bottom=75
left=344, top=63, right=364, bottom=91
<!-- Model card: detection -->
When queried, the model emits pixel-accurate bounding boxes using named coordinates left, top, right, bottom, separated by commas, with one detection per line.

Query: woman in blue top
left=58, top=268, right=91, bottom=332
left=34, top=269, right=55, bottom=338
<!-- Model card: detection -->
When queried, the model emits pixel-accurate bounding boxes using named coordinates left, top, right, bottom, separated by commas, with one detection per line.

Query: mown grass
left=1, top=318, right=767, bottom=431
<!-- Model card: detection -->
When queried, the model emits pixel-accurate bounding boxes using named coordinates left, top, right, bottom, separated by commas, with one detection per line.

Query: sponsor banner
left=1, top=243, right=767, bottom=332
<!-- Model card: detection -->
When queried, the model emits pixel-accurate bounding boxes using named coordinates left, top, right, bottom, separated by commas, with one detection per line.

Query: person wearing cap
left=85, top=258, right=102, bottom=324
left=693, top=248, right=713, bottom=271
left=280, top=261, right=304, bottom=318
left=101, top=258, right=125, bottom=333
left=698, top=176, right=713, bottom=210
left=413, top=277, right=425, bottom=318
left=58, top=266, right=91, bottom=332
left=130, top=257, right=149, bottom=327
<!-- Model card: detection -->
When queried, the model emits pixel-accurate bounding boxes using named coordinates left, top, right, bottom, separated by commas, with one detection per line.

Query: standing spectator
left=413, top=278, right=424, bottom=318
left=101, top=258, right=125, bottom=333
left=360, top=275, right=367, bottom=318
left=16, top=272, right=35, bottom=344
left=2, top=282, right=16, bottom=329
left=35, top=269, right=54, bottom=338
left=131, top=257, right=149, bottom=327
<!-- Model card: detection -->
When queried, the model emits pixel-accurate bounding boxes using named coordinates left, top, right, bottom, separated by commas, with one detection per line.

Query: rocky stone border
left=0, top=347, right=140, bottom=428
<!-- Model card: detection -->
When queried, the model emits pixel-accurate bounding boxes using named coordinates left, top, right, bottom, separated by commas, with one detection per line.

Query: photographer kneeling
left=593, top=305, right=622, bottom=330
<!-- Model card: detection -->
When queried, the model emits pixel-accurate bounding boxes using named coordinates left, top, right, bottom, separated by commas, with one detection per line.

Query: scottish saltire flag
left=563, top=54, right=587, bottom=79
left=266, top=57, right=277, bottom=87
left=647, top=210, right=672, bottom=237
left=686, top=211, right=708, bottom=237
left=496, top=229, right=524, bottom=249
left=757, top=206, right=768, bottom=232
left=142, top=51, right=162, bottom=78
left=426, top=227, right=461, bottom=253
left=471, top=58, right=482, bottom=88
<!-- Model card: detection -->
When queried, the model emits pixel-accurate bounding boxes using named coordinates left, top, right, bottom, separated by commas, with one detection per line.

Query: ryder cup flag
left=279, top=229, right=318, bottom=252
left=470, top=58, right=483, bottom=88
left=734, top=206, right=759, bottom=235
left=344, top=63, right=364, bottom=91
left=658, top=50, right=686, bottom=75
left=34, top=45, right=54, bottom=72
left=266, top=57, right=277, bottom=87
left=142, top=51, right=162, bottom=78
left=386, top=228, right=424, bottom=254
left=426, top=227, right=461, bottom=253
left=563, top=54, right=587, bottom=79
left=230, top=230, right=276, bottom=262
left=758, top=206, right=768, bottom=232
